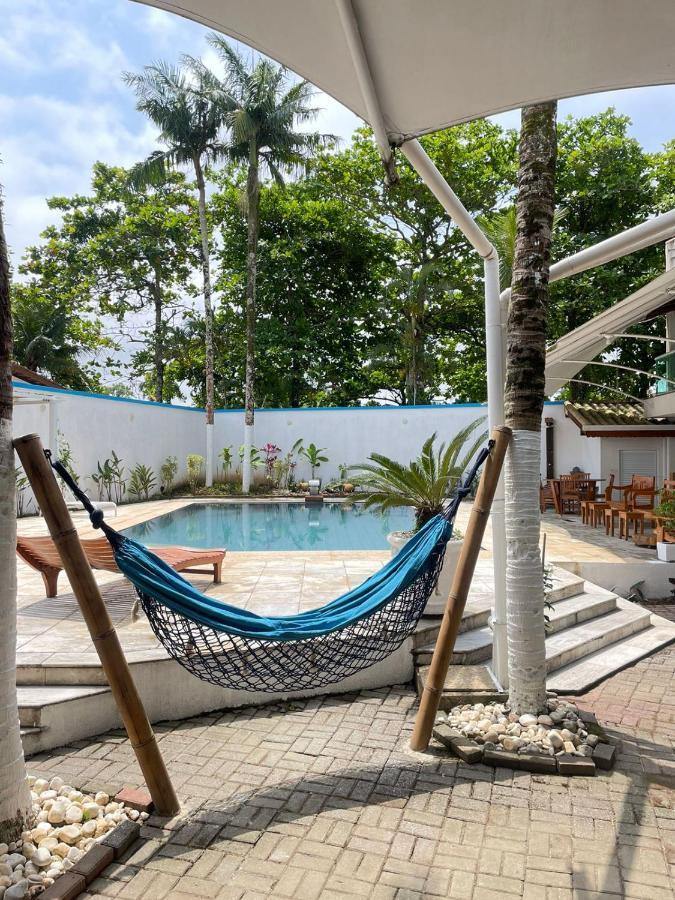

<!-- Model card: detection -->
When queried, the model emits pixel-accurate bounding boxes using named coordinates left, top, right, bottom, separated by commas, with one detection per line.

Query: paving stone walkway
left=27, top=643, right=675, bottom=900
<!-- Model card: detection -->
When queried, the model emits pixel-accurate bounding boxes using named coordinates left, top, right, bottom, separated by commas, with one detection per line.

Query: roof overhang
left=545, top=267, right=675, bottom=395
left=134, top=0, right=675, bottom=143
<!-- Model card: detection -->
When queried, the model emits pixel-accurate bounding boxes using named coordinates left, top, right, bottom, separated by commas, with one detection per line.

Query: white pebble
left=48, top=777, right=64, bottom=792
left=94, top=792, right=109, bottom=806
left=65, top=806, right=83, bottom=825
left=31, top=849, right=50, bottom=869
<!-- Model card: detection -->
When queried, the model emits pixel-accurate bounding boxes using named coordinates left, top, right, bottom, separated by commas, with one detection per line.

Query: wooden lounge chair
left=17, top=535, right=225, bottom=598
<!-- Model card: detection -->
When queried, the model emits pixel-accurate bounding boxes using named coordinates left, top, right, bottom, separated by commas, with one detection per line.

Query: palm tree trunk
left=505, top=101, right=558, bottom=715
left=153, top=265, right=164, bottom=403
left=194, top=155, right=214, bottom=487
left=0, top=191, right=31, bottom=843
left=242, top=144, right=259, bottom=494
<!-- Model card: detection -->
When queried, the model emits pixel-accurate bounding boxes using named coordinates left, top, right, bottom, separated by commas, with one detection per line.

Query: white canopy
left=136, top=0, right=675, bottom=142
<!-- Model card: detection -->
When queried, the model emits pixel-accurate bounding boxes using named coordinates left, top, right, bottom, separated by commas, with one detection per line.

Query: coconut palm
left=189, top=38, right=333, bottom=492
left=123, top=61, right=227, bottom=486
left=350, top=419, right=487, bottom=530
left=504, top=101, right=558, bottom=715
left=0, top=187, right=31, bottom=842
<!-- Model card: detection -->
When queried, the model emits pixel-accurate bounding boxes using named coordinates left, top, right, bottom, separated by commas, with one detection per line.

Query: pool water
left=121, top=502, right=415, bottom=552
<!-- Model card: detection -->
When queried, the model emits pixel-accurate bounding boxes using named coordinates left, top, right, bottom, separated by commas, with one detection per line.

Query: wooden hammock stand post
left=410, top=425, right=511, bottom=751
left=14, top=433, right=180, bottom=817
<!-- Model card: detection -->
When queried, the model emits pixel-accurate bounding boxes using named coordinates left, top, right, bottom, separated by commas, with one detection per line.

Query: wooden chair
left=605, top=475, right=657, bottom=536
left=17, top=535, right=226, bottom=598
left=581, top=474, right=615, bottom=527
left=540, top=481, right=556, bottom=513
left=559, top=473, right=593, bottom=515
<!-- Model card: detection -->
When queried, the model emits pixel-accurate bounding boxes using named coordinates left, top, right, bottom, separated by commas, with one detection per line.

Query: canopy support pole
left=399, top=139, right=509, bottom=689
left=410, top=425, right=511, bottom=751
left=13, top=433, right=180, bottom=817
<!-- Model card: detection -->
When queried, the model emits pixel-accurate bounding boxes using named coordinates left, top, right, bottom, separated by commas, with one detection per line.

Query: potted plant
left=300, top=443, right=328, bottom=493
left=350, top=420, right=487, bottom=615
left=338, top=463, right=355, bottom=494
left=654, top=496, right=675, bottom=561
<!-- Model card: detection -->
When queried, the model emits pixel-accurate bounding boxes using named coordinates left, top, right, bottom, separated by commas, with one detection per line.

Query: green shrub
left=186, top=454, right=205, bottom=494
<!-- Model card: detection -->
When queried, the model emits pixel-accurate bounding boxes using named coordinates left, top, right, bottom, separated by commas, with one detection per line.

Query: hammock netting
left=48, top=444, right=490, bottom=693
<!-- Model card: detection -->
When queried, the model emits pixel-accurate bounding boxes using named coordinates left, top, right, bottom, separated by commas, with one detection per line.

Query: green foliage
left=300, top=443, right=328, bottom=480
left=186, top=453, right=205, bottom=493
left=237, top=445, right=263, bottom=469
left=219, top=446, right=233, bottom=474
left=15, top=467, right=29, bottom=517
left=160, top=456, right=178, bottom=494
left=350, top=419, right=487, bottom=530
left=129, top=463, right=157, bottom=501
left=654, top=497, right=675, bottom=533
left=92, top=451, right=126, bottom=503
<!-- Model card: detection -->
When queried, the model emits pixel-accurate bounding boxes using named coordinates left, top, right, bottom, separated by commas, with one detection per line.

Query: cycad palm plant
left=350, top=419, right=487, bottom=530
left=188, top=37, right=333, bottom=492
left=123, top=61, right=227, bottom=486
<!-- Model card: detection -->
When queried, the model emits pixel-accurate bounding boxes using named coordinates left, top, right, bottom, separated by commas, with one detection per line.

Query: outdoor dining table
left=548, top=478, right=604, bottom=516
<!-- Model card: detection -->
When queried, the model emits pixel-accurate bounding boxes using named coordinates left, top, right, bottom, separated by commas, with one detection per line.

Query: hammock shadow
left=155, top=698, right=482, bottom=849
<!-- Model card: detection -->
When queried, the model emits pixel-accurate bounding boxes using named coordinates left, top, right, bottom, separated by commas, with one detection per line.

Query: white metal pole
left=400, top=139, right=509, bottom=687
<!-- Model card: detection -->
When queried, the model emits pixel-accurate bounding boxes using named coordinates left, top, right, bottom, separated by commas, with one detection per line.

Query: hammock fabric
left=48, top=445, right=490, bottom=693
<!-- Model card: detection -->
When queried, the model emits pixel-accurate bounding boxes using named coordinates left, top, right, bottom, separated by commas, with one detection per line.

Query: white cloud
left=1, top=92, right=159, bottom=262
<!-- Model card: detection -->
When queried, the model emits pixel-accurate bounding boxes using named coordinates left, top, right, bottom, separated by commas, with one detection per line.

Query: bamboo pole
left=410, top=425, right=511, bottom=751
left=14, top=433, right=180, bottom=816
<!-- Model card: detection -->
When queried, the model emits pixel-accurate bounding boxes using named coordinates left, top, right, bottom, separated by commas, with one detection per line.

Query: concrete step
left=18, top=685, right=110, bottom=728
left=547, top=624, right=675, bottom=694
left=20, top=727, right=48, bottom=758
left=413, top=587, right=617, bottom=666
left=543, top=603, right=652, bottom=673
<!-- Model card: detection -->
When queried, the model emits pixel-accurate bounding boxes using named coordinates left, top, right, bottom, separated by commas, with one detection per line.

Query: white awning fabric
left=545, top=268, right=675, bottom=395
left=135, top=0, right=675, bottom=143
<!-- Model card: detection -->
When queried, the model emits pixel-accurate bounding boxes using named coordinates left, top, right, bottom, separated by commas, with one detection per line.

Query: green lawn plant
left=160, top=456, right=178, bottom=494
left=300, top=443, right=328, bottom=480
left=186, top=454, right=205, bottom=494
left=129, top=463, right=157, bottom=501
left=349, top=419, right=487, bottom=530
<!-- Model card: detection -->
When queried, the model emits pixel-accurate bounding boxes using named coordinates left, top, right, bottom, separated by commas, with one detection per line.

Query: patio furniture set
left=542, top=470, right=673, bottom=547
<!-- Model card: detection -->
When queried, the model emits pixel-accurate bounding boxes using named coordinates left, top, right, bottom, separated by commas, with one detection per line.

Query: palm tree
left=123, top=62, right=227, bottom=486
left=350, top=420, right=487, bottom=530
left=0, top=187, right=31, bottom=843
left=504, top=101, right=558, bottom=715
left=191, top=38, right=333, bottom=492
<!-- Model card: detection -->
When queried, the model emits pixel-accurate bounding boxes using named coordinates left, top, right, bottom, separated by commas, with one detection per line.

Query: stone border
left=432, top=719, right=616, bottom=776
left=35, top=819, right=140, bottom=900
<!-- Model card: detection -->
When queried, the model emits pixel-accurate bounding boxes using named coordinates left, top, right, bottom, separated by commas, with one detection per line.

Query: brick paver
left=28, top=646, right=675, bottom=899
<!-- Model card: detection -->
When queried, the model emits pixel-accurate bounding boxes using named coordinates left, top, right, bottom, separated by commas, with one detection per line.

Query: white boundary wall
left=216, top=401, right=599, bottom=484
left=12, top=381, right=598, bottom=504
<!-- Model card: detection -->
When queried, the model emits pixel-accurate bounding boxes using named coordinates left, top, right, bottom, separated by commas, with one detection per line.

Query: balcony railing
left=654, top=349, right=675, bottom=395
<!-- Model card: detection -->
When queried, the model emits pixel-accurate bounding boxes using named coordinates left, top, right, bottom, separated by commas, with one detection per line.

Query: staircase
left=414, top=567, right=675, bottom=709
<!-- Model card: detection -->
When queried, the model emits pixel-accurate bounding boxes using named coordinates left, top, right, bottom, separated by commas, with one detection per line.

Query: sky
left=2, top=0, right=675, bottom=272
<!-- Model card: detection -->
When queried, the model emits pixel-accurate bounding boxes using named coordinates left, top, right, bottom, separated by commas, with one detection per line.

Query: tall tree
left=314, top=124, right=517, bottom=402
left=191, top=37, right=332, bottom=490
left=124, top=61, right=227, bottom=480
left=43, top=164, right=198, bottom=402
left=505, top=101, right=558, bottom=715
left=12, top=227, right=113, bottom=390
left=180, top=176, right=395, bottom=408
left=0, top=185, right=31, bottom=843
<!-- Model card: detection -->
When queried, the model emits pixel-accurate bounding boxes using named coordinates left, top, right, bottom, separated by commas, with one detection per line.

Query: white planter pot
left=387, top=531, right=464, bottom=616
left=657, top=541, right=675, bottom=562
left=308, top=479, right=321, bottom=496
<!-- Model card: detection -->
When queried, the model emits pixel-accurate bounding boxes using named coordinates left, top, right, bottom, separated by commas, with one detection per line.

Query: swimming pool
left=121, top=502, right=415, bottom=552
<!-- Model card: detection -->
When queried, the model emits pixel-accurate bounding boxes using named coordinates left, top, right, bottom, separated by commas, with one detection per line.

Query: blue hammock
left=49, top=445, right=490, bottom=692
